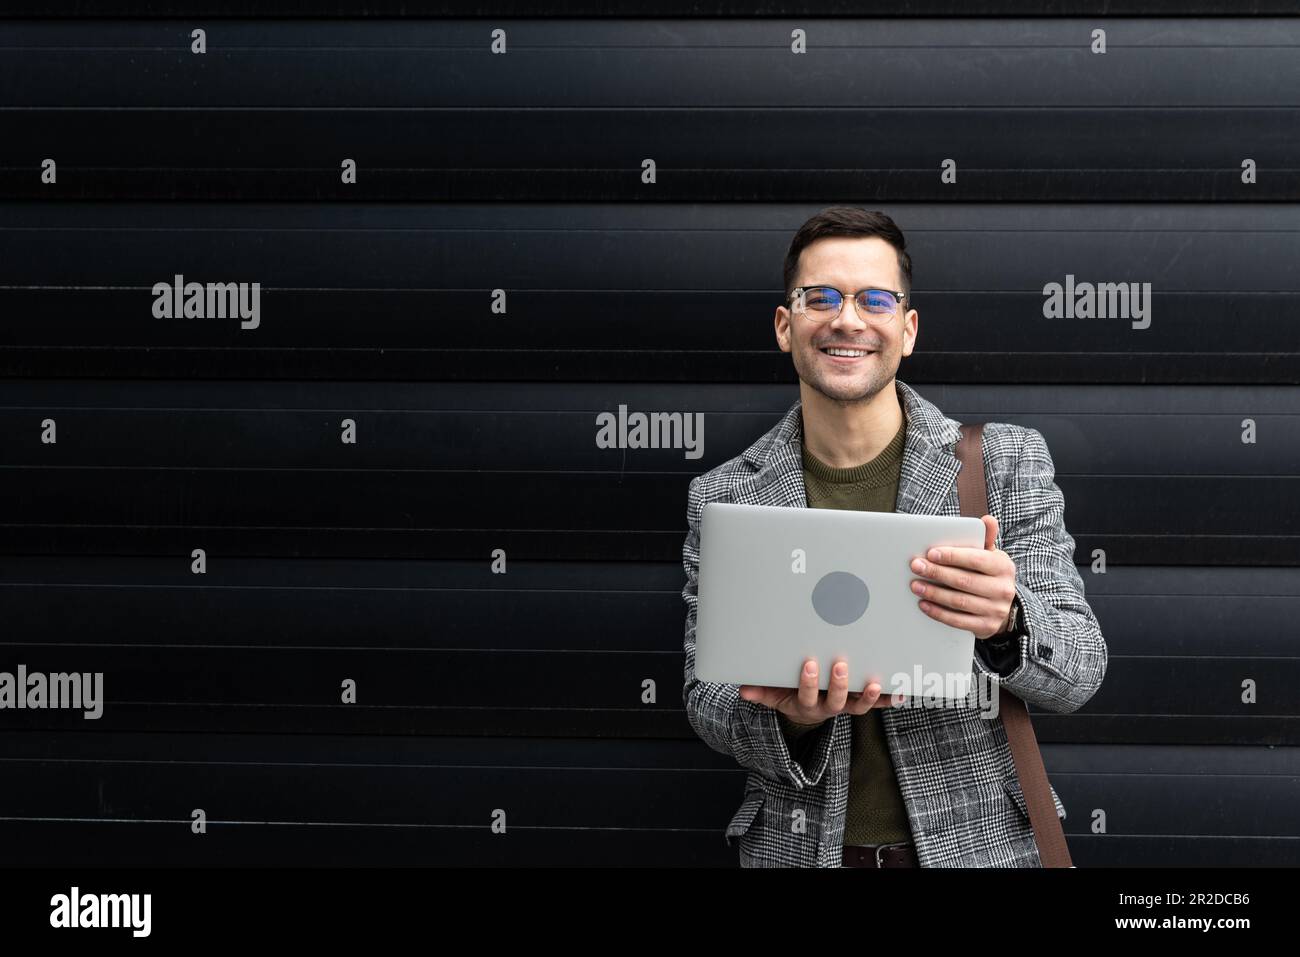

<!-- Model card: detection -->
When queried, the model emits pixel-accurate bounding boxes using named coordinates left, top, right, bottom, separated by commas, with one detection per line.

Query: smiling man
left=680, top=206, right=1108, bottom=867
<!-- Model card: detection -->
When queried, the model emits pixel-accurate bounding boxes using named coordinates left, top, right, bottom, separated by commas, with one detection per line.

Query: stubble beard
left=794, top=338, right=896, bottom=408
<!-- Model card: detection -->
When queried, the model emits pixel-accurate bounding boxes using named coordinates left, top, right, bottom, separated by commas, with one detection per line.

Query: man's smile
left=818, top=345, right=878, bottom=364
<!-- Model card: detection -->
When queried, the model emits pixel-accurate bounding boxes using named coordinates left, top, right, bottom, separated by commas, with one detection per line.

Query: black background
left=0, top=2, right=1296, bottom=867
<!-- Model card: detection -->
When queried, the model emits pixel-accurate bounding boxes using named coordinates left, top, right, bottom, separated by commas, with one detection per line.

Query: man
left=680, top=207, right=1107, bottom=867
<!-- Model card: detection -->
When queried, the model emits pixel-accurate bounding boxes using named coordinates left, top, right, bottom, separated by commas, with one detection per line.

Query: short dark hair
left=782, top=207, right=912, bottom=306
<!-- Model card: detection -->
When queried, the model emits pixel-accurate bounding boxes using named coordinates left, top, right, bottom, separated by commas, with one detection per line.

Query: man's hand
left=738, top=657, right=906, bottom=725
left=910, top=514, right=1017, bottom=641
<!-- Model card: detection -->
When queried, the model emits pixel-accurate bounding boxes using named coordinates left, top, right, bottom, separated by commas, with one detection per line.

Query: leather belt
left=841, top=841, right=917, bottom=867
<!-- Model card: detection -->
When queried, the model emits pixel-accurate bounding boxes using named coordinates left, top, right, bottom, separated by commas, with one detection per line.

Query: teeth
left=824, top=348, right=869, bottom=357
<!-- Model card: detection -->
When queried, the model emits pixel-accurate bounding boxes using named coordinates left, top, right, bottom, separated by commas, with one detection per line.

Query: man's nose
left=831, top=295, right=867, bottom=328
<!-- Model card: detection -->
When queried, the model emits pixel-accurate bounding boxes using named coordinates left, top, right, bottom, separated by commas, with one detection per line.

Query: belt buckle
left=875, top=842, right=905, bottom=867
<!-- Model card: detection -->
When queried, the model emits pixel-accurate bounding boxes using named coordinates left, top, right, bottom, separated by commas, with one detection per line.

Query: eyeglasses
left=788, top=286, right=906, bottom=324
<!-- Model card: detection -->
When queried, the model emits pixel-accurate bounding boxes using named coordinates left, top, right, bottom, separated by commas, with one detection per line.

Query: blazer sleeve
left=971, top=426, right=1108, bottom=713
left=680, top=475, right=837, bottom=789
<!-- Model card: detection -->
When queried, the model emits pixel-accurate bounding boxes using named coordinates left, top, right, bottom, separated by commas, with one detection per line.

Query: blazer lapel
left=726, top=406, right=807, bottom=510
left=894, top=414, right=963, bottom=518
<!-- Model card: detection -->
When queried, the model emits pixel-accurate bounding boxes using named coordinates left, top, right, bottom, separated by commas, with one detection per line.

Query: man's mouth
left=819, top=346, right=876, bottom=361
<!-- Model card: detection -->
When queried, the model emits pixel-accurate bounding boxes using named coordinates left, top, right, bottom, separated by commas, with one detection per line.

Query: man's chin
left=803, top=377, right=881, bottom=405
left=793, top=353, right=894, bottom=403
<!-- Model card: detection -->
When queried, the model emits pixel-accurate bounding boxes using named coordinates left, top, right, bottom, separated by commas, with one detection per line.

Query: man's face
left=775, top=235, right=917, bottom=404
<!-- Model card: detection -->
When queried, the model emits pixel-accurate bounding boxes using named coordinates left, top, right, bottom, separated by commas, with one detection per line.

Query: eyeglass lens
left=800, top=286, right=898, bottom=320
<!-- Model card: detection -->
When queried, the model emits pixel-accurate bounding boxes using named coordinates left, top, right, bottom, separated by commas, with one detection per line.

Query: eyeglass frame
left=786, top=285, right=908, bottom=323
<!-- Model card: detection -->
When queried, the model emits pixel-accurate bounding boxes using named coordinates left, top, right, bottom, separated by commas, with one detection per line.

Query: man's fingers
left=738, top=684, right=784, bottom=709
left=915, top=579, right=1007, bottom=617
left=844, top=680, right=882, bottom=715
left=825, top=659, right=850, bottom=712
left=797, top=658, right=821, bottom=713
left=917, top=599, right=987, bottom=635
left=914, top=545, right=1006, bottom=578
left=755, top=660, right=908, bottom=718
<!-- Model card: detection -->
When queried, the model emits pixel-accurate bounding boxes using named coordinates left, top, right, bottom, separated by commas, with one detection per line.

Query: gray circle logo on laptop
left=811, top=571, right=870, bottom=626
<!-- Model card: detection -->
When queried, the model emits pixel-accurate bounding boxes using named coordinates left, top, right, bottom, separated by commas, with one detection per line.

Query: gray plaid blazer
left=681, top=378, right=1107, bottom=867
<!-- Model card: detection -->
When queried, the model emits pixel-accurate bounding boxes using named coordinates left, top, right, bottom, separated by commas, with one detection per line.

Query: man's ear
left=901, top=309, right=918, bottom=357
left=774, top=306, right=793, bottom=353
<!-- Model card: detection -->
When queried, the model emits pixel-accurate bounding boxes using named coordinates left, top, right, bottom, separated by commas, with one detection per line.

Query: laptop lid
left=695, top=502, right=986, bottom=699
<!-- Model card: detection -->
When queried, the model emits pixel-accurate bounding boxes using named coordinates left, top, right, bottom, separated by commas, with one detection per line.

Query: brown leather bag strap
left=955, top=422, right=1074, bottom=868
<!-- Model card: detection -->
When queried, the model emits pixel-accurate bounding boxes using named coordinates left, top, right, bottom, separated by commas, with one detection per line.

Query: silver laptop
left=695, top=502, right=986, bottom=699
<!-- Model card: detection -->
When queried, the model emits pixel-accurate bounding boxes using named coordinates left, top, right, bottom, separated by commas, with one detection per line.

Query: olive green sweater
left=777, top=416, right=915, bottom=848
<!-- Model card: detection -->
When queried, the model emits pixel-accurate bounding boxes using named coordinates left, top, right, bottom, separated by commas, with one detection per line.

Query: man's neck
left=798, top=379, right=905, bottom=469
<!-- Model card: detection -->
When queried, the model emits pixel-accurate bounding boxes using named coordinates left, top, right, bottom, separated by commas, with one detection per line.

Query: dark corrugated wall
left=0, top=8, right=1296, bottom=866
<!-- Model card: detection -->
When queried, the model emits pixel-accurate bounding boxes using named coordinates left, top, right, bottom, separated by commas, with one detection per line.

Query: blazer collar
left=730, top=378, right=965, bottom=517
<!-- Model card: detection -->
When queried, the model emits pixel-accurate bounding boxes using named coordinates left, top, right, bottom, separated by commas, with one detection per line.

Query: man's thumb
left=983, top=514, right=998, bottom=550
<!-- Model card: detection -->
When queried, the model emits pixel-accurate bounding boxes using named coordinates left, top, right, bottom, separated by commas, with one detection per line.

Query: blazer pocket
left=724, top=788, right=767, bottom=846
